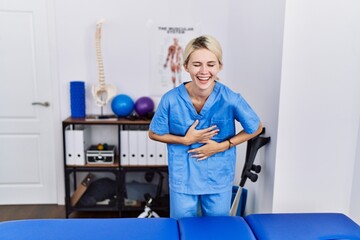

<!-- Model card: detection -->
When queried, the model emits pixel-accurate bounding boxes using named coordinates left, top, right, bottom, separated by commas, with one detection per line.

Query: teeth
left=198, top=77, right=210, bottom=80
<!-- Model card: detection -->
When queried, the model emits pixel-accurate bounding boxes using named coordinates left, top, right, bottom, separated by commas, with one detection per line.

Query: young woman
left=149, top=35, right=262, bottom=219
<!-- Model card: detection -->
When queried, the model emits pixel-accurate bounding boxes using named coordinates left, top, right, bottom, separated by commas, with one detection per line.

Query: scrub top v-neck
left=149, top=81, right=260, bottom=194
left=179, top=81, right=218, bottom=117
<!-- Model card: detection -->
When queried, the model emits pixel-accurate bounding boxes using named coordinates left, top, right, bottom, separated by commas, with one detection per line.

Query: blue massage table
left=0, top=213, right=359, bottom=240
left=245, top=213, right=360, bottom=240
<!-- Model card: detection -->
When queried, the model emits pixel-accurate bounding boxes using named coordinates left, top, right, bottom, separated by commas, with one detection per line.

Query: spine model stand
left=92, top=19, right=117, bottom=114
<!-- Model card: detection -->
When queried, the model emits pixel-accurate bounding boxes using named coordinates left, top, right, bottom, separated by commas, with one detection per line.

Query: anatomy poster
left=149, top=24, right=200, bottom=96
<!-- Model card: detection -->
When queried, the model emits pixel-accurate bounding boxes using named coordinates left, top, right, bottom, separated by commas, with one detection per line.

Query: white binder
left=65, top=125, right=90, bottom=165
left=128, top=130, right=138, bottom=165
left=73, top=126, right=90, bottom=165
left=155, top=141, right=167, bottom=166
left=164, top=146, right=168, bottom=165
left=65, top=125, right=75, bottom=165
left=147, top=138, right=157, bottom=166
left=120, top=130, right=129, bottom=166
left=137, top=130, right=148, bottom=166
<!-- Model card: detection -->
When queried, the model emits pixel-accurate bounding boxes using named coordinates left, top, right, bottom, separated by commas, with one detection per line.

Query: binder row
left=120, top=125, right=168, bottom=166
left=65, top=125, right=91, bottom=165
left=64, top=124, right=167, bottom=166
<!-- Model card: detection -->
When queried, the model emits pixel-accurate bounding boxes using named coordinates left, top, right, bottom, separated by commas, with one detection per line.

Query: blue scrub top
left=149, top=81, right=260, bottom=194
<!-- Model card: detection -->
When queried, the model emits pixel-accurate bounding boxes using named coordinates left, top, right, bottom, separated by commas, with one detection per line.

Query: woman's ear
left=183, top=64, right=189, bottom=72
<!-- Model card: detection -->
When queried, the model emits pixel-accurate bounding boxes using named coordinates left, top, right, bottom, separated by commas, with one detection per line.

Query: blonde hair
left=183, top=35, right=223, bottom=67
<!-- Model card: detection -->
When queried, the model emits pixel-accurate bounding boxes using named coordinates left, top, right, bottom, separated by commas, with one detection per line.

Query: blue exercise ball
left=111, top=94, right=134, bottom=117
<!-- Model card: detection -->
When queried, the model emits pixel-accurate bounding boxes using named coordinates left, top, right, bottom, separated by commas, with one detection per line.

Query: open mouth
left=197, top=76, right=211, bottom=82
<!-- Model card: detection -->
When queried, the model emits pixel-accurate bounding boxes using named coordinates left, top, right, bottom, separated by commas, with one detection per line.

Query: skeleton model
left=92, top=19, right=116, bottom=112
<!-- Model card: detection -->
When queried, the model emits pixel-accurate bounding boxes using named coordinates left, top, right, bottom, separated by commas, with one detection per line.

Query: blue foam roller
left=70, top=81, right=86, bottom=118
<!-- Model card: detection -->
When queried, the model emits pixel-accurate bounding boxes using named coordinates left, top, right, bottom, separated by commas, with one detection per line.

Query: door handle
left=32, top=102, right=50, bottom=107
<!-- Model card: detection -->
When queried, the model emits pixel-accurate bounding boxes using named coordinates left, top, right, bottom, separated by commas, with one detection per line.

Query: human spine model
left=92, top=19, right=116, bottom=107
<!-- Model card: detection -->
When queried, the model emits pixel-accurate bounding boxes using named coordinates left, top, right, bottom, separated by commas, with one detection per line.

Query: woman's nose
left=199, top=65, right=208, bottom=73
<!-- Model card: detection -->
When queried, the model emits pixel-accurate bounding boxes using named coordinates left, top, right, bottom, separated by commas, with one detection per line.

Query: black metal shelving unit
left=62, top=117, right=169, bottom=218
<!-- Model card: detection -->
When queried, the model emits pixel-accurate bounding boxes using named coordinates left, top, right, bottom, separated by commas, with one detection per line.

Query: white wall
left=350, top=120, right=360, bottom=223
left=227, top=0, right=286, bottom=213
left=50, top=0, right=360, bottom=223
left=53, top=0, right=229, bottom=119
left=52, top=0, right=230, bottom=203
left=274, top=0, right=360, bottom=215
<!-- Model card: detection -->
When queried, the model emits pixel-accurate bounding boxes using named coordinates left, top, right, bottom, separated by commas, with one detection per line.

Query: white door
left=0, top=0, right=57, bottom=203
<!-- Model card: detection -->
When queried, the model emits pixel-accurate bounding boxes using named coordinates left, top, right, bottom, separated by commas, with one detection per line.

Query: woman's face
left=184, top=48, right=222, bottom=90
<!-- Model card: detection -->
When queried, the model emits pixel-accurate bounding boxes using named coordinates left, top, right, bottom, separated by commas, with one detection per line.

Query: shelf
left=62, top=117, right=169, bottom=218
left=63, top=116, right=151, bottom=125
left=66, top=165, right=168, bottom=169
left=66, top=163, right=120, bottom=169
left=70, top=206, right=119, bottom=212
left=121, top=206, right=169, bottom=212
left=121, top=165, right=168, bottom=169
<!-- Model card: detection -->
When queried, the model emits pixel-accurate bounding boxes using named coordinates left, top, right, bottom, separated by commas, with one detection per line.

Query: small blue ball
left=111, top=94, right=135, bottom=117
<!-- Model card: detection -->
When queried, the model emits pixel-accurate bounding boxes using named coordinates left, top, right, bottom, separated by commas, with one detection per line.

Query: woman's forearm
left=226, top=122, right=263, bottom=148
left=148, top=130, right=192, bottom=146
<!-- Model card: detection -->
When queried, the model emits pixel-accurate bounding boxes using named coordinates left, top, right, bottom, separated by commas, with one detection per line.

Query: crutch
left=230, top=128, right=270, bottom=216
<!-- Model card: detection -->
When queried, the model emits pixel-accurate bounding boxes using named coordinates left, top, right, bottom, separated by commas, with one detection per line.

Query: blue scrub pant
left=169, top=189, right=232, bottom=219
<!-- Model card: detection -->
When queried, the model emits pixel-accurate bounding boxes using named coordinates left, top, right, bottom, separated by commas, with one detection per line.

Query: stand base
left=85, top=114, right=117, bottom=120
left=96, top=115, right=115, bottom=119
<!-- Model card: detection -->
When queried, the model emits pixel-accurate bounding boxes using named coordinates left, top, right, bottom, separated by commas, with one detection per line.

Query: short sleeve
left=149, top=94, right=170, bottom=135
left=234, top=94, right=260, bottom=134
